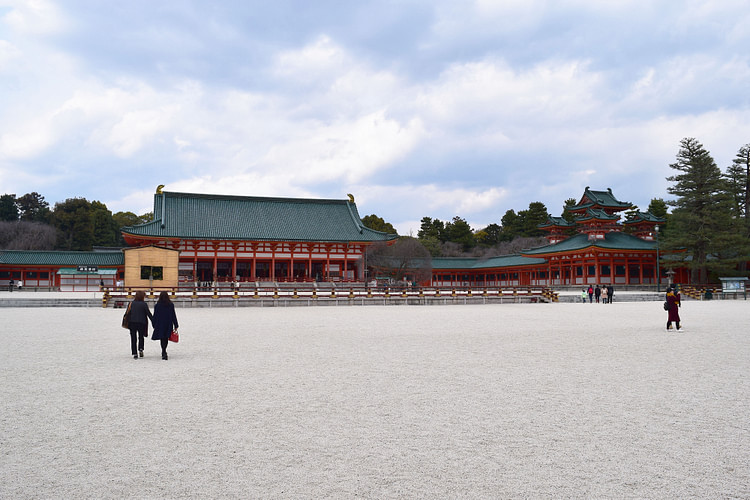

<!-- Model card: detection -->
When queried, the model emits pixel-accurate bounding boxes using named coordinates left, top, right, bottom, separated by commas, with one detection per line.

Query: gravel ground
left=1, top=301, right=749, bottom=499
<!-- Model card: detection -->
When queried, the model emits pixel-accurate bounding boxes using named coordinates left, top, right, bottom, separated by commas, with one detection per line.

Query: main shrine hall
left=120, top=189, right=398, bottom=286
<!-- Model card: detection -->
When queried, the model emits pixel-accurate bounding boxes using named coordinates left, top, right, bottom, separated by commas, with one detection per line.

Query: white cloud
left=0, top=99, right=58, bottom=159
left=1, top=0, right=67, bottom=35
left=0, top=40, right=21, bottom=70
left=416, top=58, right=602, bottom=135
left=2, top=1, right=750, bottom=232
left=433, top=0, right=544, bottom=39
left=260, top=111, right=425, bottom=184
left=272, top=35, right=347, bottom=81
left=352, top=183, right=509, bottom=235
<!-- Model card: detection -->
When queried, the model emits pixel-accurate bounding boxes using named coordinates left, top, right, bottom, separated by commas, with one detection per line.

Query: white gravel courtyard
left=1, top=301, right=749, bottom=498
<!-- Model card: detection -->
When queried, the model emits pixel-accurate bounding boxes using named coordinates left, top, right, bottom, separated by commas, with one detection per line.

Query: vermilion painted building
left=0, top=250, right=123, bottom=291
left=430, top=187, right=674, bottom=287
left=120, top=190, right=398, bottom=284
left=0, top=187, right=681, bottom=291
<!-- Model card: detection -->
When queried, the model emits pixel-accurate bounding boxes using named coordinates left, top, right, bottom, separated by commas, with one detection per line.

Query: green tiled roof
left=0, top=250, right=124, bottom=266
left=574, top=208, right=621, bottom=222
left=569, top=187, right=632, bottom=212
left=432, top=254, right=547, bottom=270
left=122, top=191, right=398, bottom=243
left=539, top=216, right=576, bottom=229
left=58, top=268, right=119, bottom=275
left=623, top=211, right=666, bottom=224
left=522, top=232, right=655, bottom=256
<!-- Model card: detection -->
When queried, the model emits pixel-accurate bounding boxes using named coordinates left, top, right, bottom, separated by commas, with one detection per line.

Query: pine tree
left=17, top=192, right=51, bottom=223
left=647, top=198, right=668, bottom=219
left=664, top=138, right=746, bottom=282
left=443, top=216, right=475, bottom=251
left=417, top=217, right=444, bottom=241
left=0, top=194, right=18, bottom=221
left=725, top=143, right=750, bottom=233
left=500, top=209, right=520, bottom=241
left=361, top=214, right=397, bottom=234
left=561, top=198, right=577, bottom=222
left=518, top=202, right=549, bottom=237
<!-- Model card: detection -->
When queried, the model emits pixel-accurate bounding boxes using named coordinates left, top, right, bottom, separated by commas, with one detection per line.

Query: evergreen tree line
left=0, top=193, right=151, bottom=251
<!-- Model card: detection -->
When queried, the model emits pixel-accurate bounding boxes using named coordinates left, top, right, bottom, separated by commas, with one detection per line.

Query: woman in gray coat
left=128, top=290, right=153, bottom=359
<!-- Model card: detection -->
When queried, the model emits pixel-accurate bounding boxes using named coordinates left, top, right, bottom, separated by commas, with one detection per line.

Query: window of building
left=140, top=266, right=164, bottom=280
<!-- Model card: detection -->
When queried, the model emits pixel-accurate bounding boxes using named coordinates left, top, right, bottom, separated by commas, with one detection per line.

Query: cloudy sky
left=1, top=0, right=749, bottom=235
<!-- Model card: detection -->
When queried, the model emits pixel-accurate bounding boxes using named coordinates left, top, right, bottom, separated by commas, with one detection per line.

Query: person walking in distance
left=152, top=291, right=179, bottom=360
left=665, top=286, right=681, bottom=331
left=601, top=285, right=608, bottom=304
left=128, top=291, right=152, bottom=359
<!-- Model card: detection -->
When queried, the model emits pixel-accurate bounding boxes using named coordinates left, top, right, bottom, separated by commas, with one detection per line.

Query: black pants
left=160, top=338, right=169, bottom=356
left=129, top=322, right=147, bottom=355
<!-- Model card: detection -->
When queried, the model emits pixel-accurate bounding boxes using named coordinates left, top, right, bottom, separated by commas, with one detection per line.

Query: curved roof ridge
left=575, top=208, right=621, bottom=222
left=539, top=216, right=576, bottom=228
left=161, top=190, right=351, bottom=205
left=121, top=190, right=397, bottom=242
left=624, top=210, right=667, bottom=224
left=570, top=187, right=632, bottom=212
left=521, top=231, right=655, bottom=256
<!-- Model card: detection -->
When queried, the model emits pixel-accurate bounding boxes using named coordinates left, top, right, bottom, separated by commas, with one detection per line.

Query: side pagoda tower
left=538, top=216, right=576, bottom=244
left=567, top=187, right=632, bottom=240
left=540, top=187, right=665, bottom=243
left=622, top=211, right=665, bottom=241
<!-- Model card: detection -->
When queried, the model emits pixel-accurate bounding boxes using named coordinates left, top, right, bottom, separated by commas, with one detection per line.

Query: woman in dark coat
left=666, top=287, right=681, bottom=331
left=128, top=290, right=153, bottom=359
left=152, top=291, right=179, bottom=360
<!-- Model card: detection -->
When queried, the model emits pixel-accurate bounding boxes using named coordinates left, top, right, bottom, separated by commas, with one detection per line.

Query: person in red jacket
left=665, top=286, right=681, bottom=331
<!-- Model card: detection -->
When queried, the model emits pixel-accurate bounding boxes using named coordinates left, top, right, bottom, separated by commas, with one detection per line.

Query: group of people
left=126, top=290, right=179, bottom=360
left=581, top=284, right=615, bottom=303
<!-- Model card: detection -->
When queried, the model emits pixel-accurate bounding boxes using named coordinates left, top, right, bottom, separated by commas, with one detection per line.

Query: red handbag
left=169, top=329, right=179, bottom=343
